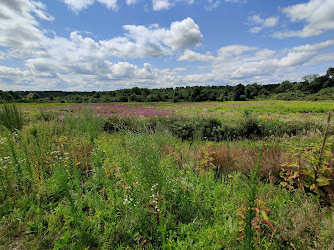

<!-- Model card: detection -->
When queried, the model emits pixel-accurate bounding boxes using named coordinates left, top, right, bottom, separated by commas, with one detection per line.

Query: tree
left=326, top=67, right=334, bottom=78
left=27, top=92, right=40, bottom=100
left=191, top=86, right=201, bottom=102
left=233, top=84, right=245, bottom=101
left=245, top=84, right=258, bottom=100
left=93, top=92, right=101, bottom=98
left=302, top=74, right=319, bottom=83
left=131, top=87, right=141, bottom=95
left=274, top=80, right=293, bottom=93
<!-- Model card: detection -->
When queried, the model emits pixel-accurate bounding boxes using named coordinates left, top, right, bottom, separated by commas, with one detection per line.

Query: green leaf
left=291, top=171, right=299, bottom=179
left=302, top=180, right=312, bottom=188
left=302, top=169, right=315, bottom=179
left=261, top=210, right=269, bottom=222
left=316, top=176, right=331, bottom=187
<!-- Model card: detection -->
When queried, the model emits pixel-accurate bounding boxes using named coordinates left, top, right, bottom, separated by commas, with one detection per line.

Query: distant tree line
left=1, top=67, right=334, bottom=103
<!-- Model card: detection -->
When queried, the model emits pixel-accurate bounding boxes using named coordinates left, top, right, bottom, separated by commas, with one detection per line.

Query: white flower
left=123, top=196, right=133, bottom=205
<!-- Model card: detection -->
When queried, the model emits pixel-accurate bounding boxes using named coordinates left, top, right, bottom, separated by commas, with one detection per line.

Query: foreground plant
left=236, top=148, right=275, bottom=249
left=280, top=111, right=333, bottom=197
left=237, top=197, right=275, bottom=247
left=280, top=143, right=333, bottom=195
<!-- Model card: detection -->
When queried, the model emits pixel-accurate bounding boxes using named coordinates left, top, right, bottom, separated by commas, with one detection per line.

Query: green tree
left=302, top=74, right=319, bottom=83
left=326, top=67, right=334, bottom=78
left=233, top=84, right=245, bottom=101
left=275, top=80, right=293, bottom=93
left=245, top=84, right=258, bottom=100
left=27, top=92, right=40, bottom=100
left=131, top=87, right=141, bottom=95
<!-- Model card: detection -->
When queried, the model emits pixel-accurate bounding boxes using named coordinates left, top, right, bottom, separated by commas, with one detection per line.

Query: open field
left=0, top=101, right=334, bottom=249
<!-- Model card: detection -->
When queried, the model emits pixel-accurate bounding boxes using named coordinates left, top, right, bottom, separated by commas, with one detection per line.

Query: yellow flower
left=228, top=175, right=232, bottom=179
left=76, top=162, right=81, bottom=166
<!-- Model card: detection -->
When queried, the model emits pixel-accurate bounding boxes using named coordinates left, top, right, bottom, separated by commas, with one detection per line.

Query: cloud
left=151, top=0, right=194, bottom=11
left=0, top=51, right=6, bottom=59
left=61, top=0, right=94, bottom=12
left=0, top=65, right=26, bottom=77
left=273, top=40, right=334, bottom=67
left=182, top=73, right=216, bottom=85
left=1, top=1, right=202, bottom=60
left=174, top=67, right=187, bottom=71
left=209, top=40, right=334, bottom=84
left=216, top=45, right=256, bottom=61
left=205, top=0, right=246, bottom=10
left=0, top=0, right=54, bottom=58
left=178, top=49, right=215, bottom=61
left=1, top=0, right=334, bottom=91
left=248, top=15, right=279, bottom=33
left=126, top=0, right=138, bottom=5
left=164, top=18, right=203, bottom=49
left=305, top=52, right=334, bottom=65
left=104, top=62, right=155, bottom=79
left=61, top=0, right=118, bottom=12
left=60, top=0, right=194, bottom=11
left=273, top=0, right=334, bottom=38
left=101, top=17, right=202, bottom=57
left=2, top=40, right=334, bottom=90
left=205, top=0, right=221, bottom=10
left=0, top=1, right=203, bottom=90
left=152, top=0, right=172, bottom=10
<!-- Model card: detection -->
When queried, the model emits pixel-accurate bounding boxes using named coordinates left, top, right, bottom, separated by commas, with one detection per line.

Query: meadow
left=0, top=100, right=334, bottom=249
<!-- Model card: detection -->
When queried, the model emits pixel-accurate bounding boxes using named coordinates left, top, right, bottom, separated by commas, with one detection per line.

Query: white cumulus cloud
left=0, top=0, right=54, bottom=58
left=273, top=0, right=334, bottom=38
left=152, top=0, right=172, bottom=10
left=100, top=17, right=202, bottom=57
left=178, top=49, right=215, bottom=61
left=0, top=1, right=204, bottom=90
left=210, top=40, right=334, bottom=84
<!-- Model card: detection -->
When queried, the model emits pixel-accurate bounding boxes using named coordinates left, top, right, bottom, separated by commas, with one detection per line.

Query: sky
left=0, top=0, right=334, bottom=91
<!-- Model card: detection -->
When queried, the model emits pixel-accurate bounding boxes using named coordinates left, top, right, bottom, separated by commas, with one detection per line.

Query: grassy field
left=0, top=101, right=334, bottom=249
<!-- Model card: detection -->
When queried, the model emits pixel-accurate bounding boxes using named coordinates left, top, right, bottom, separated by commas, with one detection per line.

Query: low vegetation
left=0, top=101, right=333, bottom=249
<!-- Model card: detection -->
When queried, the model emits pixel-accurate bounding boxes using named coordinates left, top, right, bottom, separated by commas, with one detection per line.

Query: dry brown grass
left=207, top=144, right=288, bottom=182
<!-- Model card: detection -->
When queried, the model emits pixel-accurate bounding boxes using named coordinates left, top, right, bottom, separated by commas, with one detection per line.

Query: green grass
left=0, top=101, right=333, bottom=249
left=0, top=103, right=23, bottom=132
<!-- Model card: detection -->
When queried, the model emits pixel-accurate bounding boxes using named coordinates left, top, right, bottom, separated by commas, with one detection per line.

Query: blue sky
left=0, top=0, right=334, bottom=91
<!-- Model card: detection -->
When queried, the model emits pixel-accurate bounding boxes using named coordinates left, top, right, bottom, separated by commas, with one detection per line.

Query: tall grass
left=0, top=103, right=23, bottom=132
left=64, top=108, right=103, bottom=142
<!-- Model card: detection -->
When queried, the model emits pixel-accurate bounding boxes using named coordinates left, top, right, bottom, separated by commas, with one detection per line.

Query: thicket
left=1, top=67, right=333, bottom=103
